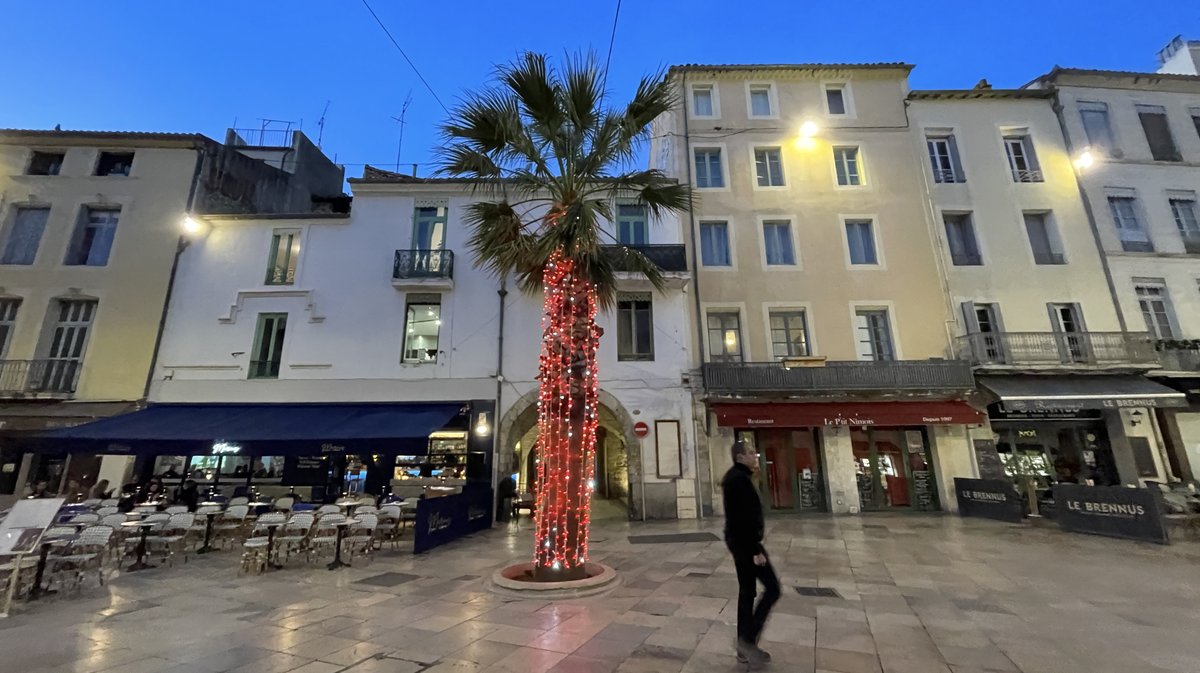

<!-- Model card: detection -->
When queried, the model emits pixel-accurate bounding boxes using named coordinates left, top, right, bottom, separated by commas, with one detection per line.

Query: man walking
left=723, top=441, right=780, bottom=667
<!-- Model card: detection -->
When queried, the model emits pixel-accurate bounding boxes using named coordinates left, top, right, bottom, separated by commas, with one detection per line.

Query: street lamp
left=1073, top=149, right=1097, bottom=171
left=182, top=215, right=208, bottom=237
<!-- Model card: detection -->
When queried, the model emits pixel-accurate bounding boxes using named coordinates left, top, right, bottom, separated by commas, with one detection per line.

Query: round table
left=327, top=520, right=351, bottom=571
left=28, top=531, right=75, bottom=601
left=121, top=520, right=160, bottom=571
left=195, top=506, right=224, bottom=554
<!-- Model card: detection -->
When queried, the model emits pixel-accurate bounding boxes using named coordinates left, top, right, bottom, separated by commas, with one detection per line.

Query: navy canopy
left=34, top=402, right=467, bottom=455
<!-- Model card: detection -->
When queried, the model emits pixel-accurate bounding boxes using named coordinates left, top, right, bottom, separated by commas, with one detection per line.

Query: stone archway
left=499, top=388, right=645, bottom=520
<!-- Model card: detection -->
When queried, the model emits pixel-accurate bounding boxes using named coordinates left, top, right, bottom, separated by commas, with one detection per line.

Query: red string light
left=532, top=245, right=599, bottom=575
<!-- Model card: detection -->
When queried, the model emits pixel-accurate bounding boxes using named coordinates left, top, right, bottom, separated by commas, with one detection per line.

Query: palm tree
left=437, top=52, right=690, bottom=581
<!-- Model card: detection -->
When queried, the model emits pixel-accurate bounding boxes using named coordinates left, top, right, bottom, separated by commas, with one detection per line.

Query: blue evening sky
left=2, top=1, right=1193, bottom=184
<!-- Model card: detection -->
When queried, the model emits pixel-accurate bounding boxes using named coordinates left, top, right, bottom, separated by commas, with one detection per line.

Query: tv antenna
left=316, top=101, right=331, bottom=148
left=392, top=91, right=413, bottom=174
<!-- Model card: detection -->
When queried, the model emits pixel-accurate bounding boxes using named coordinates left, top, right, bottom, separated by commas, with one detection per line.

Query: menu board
left=283, top=455, right=331, bottom=486
left=0, top=498, right=64, bottom=555
left=799, top=472, right=818, bottom=510
left=912, top=470, right=933, bottom=510
left=973, top=439, right=1005, bottom=480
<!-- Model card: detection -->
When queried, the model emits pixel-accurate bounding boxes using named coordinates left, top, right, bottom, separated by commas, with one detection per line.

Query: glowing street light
left=799, top=120, right=820, bottom=138
left=181, top=215, right=208, bottom=237
left=1073, top=149, right=1096, bottom=171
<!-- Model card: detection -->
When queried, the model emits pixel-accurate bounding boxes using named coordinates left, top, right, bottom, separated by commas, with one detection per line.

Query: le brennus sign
left=954, top=478, right=1024, bottom=523
left=1052, top=484, right=1168, bottom=544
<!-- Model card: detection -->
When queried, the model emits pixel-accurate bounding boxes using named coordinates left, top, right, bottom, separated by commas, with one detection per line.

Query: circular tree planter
left=489, top=562, right=618, bottom=600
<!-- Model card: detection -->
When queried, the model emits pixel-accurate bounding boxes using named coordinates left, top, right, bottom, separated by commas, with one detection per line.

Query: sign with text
left=972, top=439, right=1006, bottom=480
left=413, top=487, right=494, bottom=554
left=954, top=478, right=1024, bottom=523
left=282, top=455, right=331, bottom=486
left=1052, top=484, right=1168, bottom=544
left=0, top=498, right=64, bottom=555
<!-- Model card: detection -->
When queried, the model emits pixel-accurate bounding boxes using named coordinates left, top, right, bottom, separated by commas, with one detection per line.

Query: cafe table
left=196, top=502, right=225, bottom=554
left=28, top=529, right=76, bottom=601
left=260, top=520, right=285, bottom=571
left=121, top=520, right=160, bottom=571
left=326, top=519, right=352, bottom=571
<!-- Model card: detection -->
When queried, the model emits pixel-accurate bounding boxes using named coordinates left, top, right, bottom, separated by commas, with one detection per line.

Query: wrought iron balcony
left=1154, top=339, right=1200, bottom=372
left=703, top=360, right=975, bottom=395
left=393, top=249, right=454, bottom=289
left=1012, top=169, right=1044, bottom=183
left=602, top=244, right=688, bottom=273
left=957, top=332, right=1159, bottom=368
left=0, top=359, right=80, bottom=396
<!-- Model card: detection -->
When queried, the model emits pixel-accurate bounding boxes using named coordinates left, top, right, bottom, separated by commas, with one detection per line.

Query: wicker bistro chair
left=376, top=506, right=403, bottom=549
left=165, top=505, right=188, bottom=515
left=272, top=512, right=315, bottom=566
left=96, top=507, right=118, bottom=517
left=213, top=505, right=250, bottom=549
left=0, top=555, right=40, bottom=600
left=229, top=496, right=250, bottom=507
left=149, top=513, right=196, bottom=567
left=81, top=499, right=102, bottom=509
left=239, top=513, right=286, bottom=575
left=48, top=525, right=113, bottom=592
left=99, top=498, right=119, bottom=508
left=69, top=513, right=100, bottom=526
left=356, top=495, right=377, bottom=507
left=273, top=497, right=295, bottom=513
left=123, top=514, right=168, bottom=561
left=316, top=504, right=341, bottom=518
left=305, top=514, right=346, bottom=564
left=342, top=514, right=378, bottom=566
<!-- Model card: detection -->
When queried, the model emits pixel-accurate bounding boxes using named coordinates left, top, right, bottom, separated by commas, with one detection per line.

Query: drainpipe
left=680, top=72, right=710, bottom=519
left=1049, top=94, right=1128, bottom=332
left=143, top=145, right=206, bottom=399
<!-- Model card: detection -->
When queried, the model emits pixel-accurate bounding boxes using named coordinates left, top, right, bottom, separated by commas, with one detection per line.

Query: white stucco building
left=144, top=167, right=700, bottom=519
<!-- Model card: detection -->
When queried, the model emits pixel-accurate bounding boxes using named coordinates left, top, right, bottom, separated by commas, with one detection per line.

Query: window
left=26, top=151, right=64, bottom=176
left=64, top=207, right=119, bottom=266
left=616, top=293, right=654, bottom=361
left=692, top=85, right=715, bottom=117
left=699, top=221, right=731, bottom=266
left=833, top=147, right=862, bottom=186
left=616, top=204, right=648, bottom=245
left=769, top=310, right=810, bottom=358
left=0, top=299, right=19, bottom=357
left=1135, top=281, right=1177, bottom=339
left=1192, top=107, right=1200, bottom=140
left=854, top=309, right=894, bottom=361
left=265, top=230, right=299, bottom=285
left=926, top=135, right=964, bottom=183
left=1169, top=197, right=1200, bottom=254
left=38, top=299, right=96, bottom=393
left=965, top=302, right=1005, bottom=362
left=943, top=213, right=981, bottom=265
left=249, top=313, right=287, bottom=379
left=694, top=149, right=724, bottom=188
left=1107, top=195, right=1152, bottom=252
left=1078, top=102, right=1117, bottom=156
left=1003, top=135, right=1043, bottom=182
left=1, top=207, right=50, bottom=265
left=762, top=220, right=795, bottom=266
left=1048, top=303, right=1087, bottom=363
left=403, top=296, right=441, bottom=363
left=94, top=152, right=134, bottom=176
left=1137, top=105, right=1180, bottom=162
left=754, top=148, right=784, bottom=187
left=748, top=85, right=773, bottom=117
left=413, top=205, right=447, bottom=250
left=707, top=311, right=742, bottom=362
left=1023, top=212, right=1065, bottom=264
left=845, top=219, right=878, bottom=265
left=825, top=85, right=847, bottom=115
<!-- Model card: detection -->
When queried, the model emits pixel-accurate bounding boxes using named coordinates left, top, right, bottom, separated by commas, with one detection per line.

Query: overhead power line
left=360, top=0, right=449, bottom=114
left=601, top=0, right=623, bottom=93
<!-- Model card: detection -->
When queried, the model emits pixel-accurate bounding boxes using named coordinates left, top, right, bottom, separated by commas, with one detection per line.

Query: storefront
left=713, top=401, right=984, bottom=513
left=24, top=400, right=496, bottom=503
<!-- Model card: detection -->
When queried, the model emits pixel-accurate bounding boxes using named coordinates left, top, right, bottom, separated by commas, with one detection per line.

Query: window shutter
left=947, top=136, right=965, bottom=181
left=960, top=301, right=980, bottom=334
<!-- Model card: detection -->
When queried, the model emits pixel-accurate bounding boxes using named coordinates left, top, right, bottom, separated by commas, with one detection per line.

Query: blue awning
left=33, top=402, right=468, bottom=455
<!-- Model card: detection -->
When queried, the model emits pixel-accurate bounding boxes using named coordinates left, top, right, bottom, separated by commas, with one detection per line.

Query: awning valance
left=31, top=402, right=468, bottom=455
left=979, top=375, right=1186, bottom=412
left=712, top=401, right=985, bottom=428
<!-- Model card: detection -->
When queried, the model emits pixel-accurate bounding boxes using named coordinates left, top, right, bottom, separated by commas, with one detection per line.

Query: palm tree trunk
left=532, top=251, right=598, bottom=582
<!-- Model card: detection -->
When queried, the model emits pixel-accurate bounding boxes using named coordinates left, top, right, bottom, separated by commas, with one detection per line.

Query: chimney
left=973, top=79, right=992, bottom=90
left=1157, top=35, right=1200, bottom=75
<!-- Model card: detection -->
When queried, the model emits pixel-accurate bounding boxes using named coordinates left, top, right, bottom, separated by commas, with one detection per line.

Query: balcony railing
left=0, top=359, right=81, bottom=395
left=602, top=244, right=688, bottom=273
left=932, top=169, right=963, bottom=184
left=230, top=128, right=293, bottom=147
left=957, top=332, right=1159, bottom=368
left=393, top=249, right=454, bottom=280
left=703, top=360, right=975, bottom=395
left=1154, top=340, right=1200, bottom=372
left=1012, top=169, right=1044, bottom=183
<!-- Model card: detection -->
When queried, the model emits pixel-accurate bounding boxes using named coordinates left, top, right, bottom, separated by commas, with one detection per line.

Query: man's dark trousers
left=730, top=547, right=781, bottom=644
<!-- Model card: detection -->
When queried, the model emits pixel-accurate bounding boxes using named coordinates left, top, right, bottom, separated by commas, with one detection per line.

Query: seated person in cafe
left=252, top=460, right=271, bottom=478
left=139, top=477, right=166, bottom=503
left=90, top=479, right=112, bottom=500
left=174, top=479, right=200, bottom=512
left=161, top=465, right=182, bottom=479
left=117, top=483, right=138, bottom=512
left=233, top=464, right=250, bottom=477
left=26, top=480, right=53, bottom=499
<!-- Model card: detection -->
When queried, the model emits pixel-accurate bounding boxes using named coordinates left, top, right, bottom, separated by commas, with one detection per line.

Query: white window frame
left=924, top=131, right=965, bottom=183
left=1105, top=189, right=1153, bottom=252
left=402, top=298, right=442, bottom=364
left=64, top=205, right=120, bottom=267
left=1133, top=279, right=1178, bottom=340
left=1078, top=101, right=1119, bottom=156
left=849, top=301, right=902, bottom=361
left=0, top=298, right=19, bottom=358
left=703, top=304, right=747, bottom=363
left=758, top=215, right=801, bottom=269
left=832, top=145, right=866, bottom=188
left=1001, top=130, right=1043, bottom=183
left=688, top=82, right=720, bottom=119
left=1021, top=210, right=1067, bottom=266
left=745, top=81, right=778, bottom=120
left=692, top=144, right=728, bottom=191
left=1167, top=192, right=1200, bottom=251
left=697, top=217, right=736, bottom=270
left=941, top=211, right=983, bottom=266
left=822, top=82, right=855, bottom=119
left=615, top=292, right=655, bottom=362
left=765, top=307, right=813, bottom=359
left=750, top=146, right=786, bottom=190
left=840, top=214, right=884, bottom=270
left=761, top=301, right=818, bottom=359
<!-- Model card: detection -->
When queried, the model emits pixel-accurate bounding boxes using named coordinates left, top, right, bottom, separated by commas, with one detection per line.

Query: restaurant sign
left=413, top=487, right=494, bottom=554
left=1052, top=484, right=1168, bottom=544
left=954, top=478, right=1024, bottom=523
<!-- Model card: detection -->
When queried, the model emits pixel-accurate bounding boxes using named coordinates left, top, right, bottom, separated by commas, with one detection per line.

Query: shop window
left=153, top=456, right=188, bottom=479
left=188, top=456, right=220, bottom=482
left=220, top=455, right=251, bottom=479
left=403, top=295, right=441, bottom=363
left=250, top=456, right=284, bottom=480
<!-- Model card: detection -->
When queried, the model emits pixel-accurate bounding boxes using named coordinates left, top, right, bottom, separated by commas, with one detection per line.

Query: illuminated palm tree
left=438, top=52, right=689, bottom=580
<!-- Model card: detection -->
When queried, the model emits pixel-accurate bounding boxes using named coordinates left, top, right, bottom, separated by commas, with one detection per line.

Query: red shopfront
left=713, top=401, right=984, bottom=513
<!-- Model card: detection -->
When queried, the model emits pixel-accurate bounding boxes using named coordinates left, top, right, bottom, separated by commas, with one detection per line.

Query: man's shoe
left=736, top=640, right=769, bottom=666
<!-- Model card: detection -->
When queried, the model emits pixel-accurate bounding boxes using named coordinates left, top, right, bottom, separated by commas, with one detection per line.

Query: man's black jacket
left=722, top=463, right=764, bottom=556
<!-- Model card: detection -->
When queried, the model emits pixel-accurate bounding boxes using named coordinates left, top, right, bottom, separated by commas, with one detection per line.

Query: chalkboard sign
left=1052, top=484, right=1168, bottom=544
left=799, top=473, right=818, bottom=510
left=973, top=439, right=1005, bottom=480
left=913, top=470, right=933, bottom=510
left=283, top=455, right=331, bottom=486
left=955, top=478, right=1024, bottom=522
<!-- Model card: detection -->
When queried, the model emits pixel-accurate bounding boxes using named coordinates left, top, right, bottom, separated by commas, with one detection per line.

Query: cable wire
left=360, top=0, right=450, bottom=114
left=600, top=0, right=623, bottom=93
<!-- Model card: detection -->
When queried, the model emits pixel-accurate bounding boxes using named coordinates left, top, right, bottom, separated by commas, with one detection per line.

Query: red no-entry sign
left=633, top=421, right=649, bottom=438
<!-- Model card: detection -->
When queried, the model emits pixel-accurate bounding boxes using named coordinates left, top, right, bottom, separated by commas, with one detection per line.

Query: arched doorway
left=500, top=389, right=638, bottom=520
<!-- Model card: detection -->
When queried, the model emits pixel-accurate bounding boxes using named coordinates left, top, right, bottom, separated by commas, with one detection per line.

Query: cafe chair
left=213, top=505, right=250, bottom=549
left=229, top=496, right=249, bottom=507
left=69, top=513, right=100, bottom=525
left=376, top=506, right=403, bottom=549
left=96, top=506, right=118, bottom=517
left=273, top=512, right=315, bottom=565
left=81, top=499, right=102, bottom=509
left=99, top=498, right=119, bottom=508
left=48, top=525, right=113, bottom=592
left=239, top=512, right=286, bottom=575
left=165, top=505, right=188, bottom=515
left=149, top=513, right=195, bottom=567
left=305, top=514, right=346, bottom=565
left=316, top=504, right=341, bottom=518
left=0, top=555, right=41, bottom=600
left=343, top=514, right=379, bottom=565
left=273, top=496, right=295, bottom=513
left=356, top=495, right=377, bottom=508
